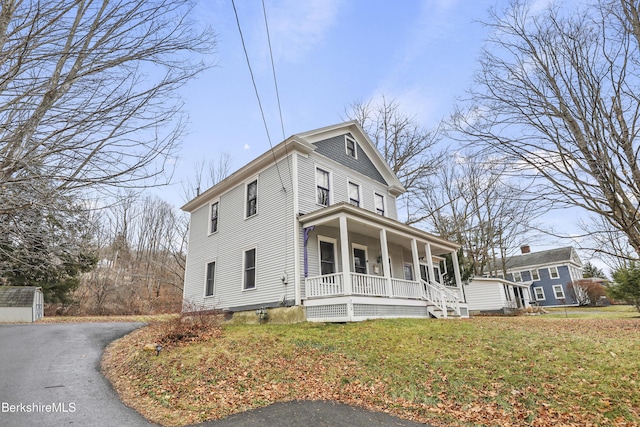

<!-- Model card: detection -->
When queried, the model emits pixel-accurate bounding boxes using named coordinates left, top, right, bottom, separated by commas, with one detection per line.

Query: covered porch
left=298, top=203, right=469, bottom=322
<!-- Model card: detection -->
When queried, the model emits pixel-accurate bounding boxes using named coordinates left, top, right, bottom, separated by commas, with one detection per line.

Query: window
left=374, top=193, right=385, bottom=216
left=348, top=181, right=360, bottom=207
left=530, top=269, right=540, bottom=281
left=210, top=202, right=219, bottom=233
left=503, top=284, right=512, bottom=301
left=345, top=136, right=357, bottom=158
left=316, top=168, right=330, bottom=206
left=512, top=271, right=522, bottom=282
left=319, top=239, right=336, bottom=275
left=403, top=263, right=414, bottom=281
left=205, top=261, right=216, bottom=296
left=553, top=285, right=565, bottom=299
left=243, top=248, right=256, bottom=289
left=533, top=286, right=545, bottom=300
left=353, top=244, right=367, bottom=274
left=246, top=179, right=257, bottom=217
left=549, top=266, right=559, bottom=279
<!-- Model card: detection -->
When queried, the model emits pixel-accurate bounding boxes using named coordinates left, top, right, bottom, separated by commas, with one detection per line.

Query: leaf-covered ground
left=102, top=315, right=639, bottom=427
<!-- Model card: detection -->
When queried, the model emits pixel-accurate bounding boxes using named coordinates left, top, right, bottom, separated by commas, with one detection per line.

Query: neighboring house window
left=375, top=193, right=385, bottom=216
left=210, top=202, right=219, bottom=233
left=243, top=248, right=256, bottom=289
left=246, top=179, right=257, bottom=217
left=549, top=266, right=559, bottom=279
left=316, top=168, right=330, bottom=206
left=512, top=271, right=522, bottom=282
left=319, top=239, right=336, bottom=275
left=205, top=261, right=215, bottom=296
left=553, top=285, right=565, bottom=299
left=348, top=181, right=360, bottom=207
left=345, top=136, right=357, bottom=158
left=533, top=286, right=545, bottom=300
left=403, top=263, right=414, bottom=281
left=530, top=269, right=540, bottom=281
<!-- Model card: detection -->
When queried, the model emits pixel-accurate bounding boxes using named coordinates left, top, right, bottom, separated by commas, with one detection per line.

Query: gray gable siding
left=313, top=133, right=388, bottom=186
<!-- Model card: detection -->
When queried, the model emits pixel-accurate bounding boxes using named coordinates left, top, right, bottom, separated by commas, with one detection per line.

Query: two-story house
left=181, top=121, right=469, bottom=322
left=491, top=246, right=584, bottom=307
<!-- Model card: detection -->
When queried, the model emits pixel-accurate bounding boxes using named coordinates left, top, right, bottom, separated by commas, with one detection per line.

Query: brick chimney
left=520, top=245, right=531, bottom=254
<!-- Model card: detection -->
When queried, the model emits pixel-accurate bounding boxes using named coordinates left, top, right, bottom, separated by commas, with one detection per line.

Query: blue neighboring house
left=491, top=246, right=584, bottom=307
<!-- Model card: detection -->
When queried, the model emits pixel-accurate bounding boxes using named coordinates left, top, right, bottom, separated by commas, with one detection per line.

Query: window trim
left=403, top=263, right=414, bottom=281
left=533, top=286, right=545, bottom=301
left=374, top=191, right=386, bottom=216
left=315, top=167, right=331, bottom=206
left=209, top=200, right=219, bottom=234
left=245, top=178, right=258, bottom=218
left=512, top=271, right=522, bottom=282
left=348, top=180, right=361, bottom=207
left=530, top=269, right=540, bottom=281
left=345, top=136, right=357, bottom=158
left=352, top=243, right=368, bottom=274
left=549, top=266, right=559, bottom=279
left=242, top=247, right=257, bottom=290
left=552, top=284, right=565, bottom=299
left=318, top=236, right=337, bottom=275
left=205, top=260, right=216, bottom=297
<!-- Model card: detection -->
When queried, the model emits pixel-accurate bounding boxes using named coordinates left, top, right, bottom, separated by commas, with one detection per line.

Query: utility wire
left=231, top=0, right=285, bottom=191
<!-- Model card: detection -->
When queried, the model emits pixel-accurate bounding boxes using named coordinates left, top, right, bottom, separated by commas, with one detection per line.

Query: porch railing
left=391, top=278, right=423, bottom=299
left=422, top=279, right=461, bottom=318
left=351, top=273, right=387, bottom=296
left=305, top=273, right=343, bottom=298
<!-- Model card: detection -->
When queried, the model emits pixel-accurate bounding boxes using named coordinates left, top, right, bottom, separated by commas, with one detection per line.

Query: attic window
left=345, top=136, right=357, bottom=158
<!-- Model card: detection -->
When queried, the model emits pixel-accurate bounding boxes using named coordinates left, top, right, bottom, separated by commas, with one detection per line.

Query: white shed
left=464, top=278, right=531, bottom=314
left=0, top=286, right=44, bottom=323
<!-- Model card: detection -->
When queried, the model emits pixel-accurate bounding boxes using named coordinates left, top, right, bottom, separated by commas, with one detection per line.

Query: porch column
left=451, top=249, right=463, bottom=288
left=424, top=242, right=435, bottom=284
left=410, top=238, right=420, bottom=283
left=379, top=228, right=393, bottom=297
left=339, top=215, right=352, bottom=295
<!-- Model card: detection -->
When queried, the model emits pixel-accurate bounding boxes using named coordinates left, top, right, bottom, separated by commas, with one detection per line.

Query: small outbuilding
left=464, top=278, right=531, bottom=315
left=0, top=286, right=44, bottom=323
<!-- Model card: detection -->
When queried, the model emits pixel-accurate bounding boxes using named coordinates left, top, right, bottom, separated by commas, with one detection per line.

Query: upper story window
left=210, top=202, right=219, bottom=233
left=345, top=136, right=357, bottom=158
left=246, top=179, right=257, bottom=218
left=316, top=168, right=330, bottom=206
left=549, top=266, right=559, bottom=279
left=374, top=192, right=385, bottom=216
left=512, top=271, right=522, bottom=282
left=530, top=269, right=540, bottom=281
left=348, top=181, right=360, bottom=207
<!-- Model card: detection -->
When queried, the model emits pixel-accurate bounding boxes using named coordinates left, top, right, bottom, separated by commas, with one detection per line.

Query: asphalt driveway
left=0, top=322, right=428, bottom=427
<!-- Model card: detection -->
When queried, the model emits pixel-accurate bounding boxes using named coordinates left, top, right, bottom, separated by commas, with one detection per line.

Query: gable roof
left=502, top=247, right=583, bottom=271
left=181, top=121, right=405, bottom=213
left=0, top=286, right=40, bottom=307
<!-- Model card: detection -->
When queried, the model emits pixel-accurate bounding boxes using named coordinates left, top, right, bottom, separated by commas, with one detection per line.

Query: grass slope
left=102, top=312, right=639, bottom=427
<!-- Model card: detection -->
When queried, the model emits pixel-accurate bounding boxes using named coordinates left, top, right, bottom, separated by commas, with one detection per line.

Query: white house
left=0, top=286, right=44, bottom=323
left=464, top=278, right=531, bottom=314
left=181, top=121, right=469, bottom=322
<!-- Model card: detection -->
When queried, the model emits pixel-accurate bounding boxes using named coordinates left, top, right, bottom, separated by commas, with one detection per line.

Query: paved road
left=0, top=322, right=429, bottom=427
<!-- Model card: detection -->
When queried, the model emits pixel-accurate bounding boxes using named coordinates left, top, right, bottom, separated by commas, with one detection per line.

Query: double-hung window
left=246, top=179, right=257, bottom=217
left=374, top=193, right=385, bottom=216
left=553, top=285, right=565, bottom=299
left=530, top=269, right=540, bottom=281
left=319, top=239, right=336, bottom=275
left=549, top=266, right=559, bottom=279
left=533, top=286, right=545, bottom=300
left=348, top=181, right=360, bottom=207
left=316, top=168, right=330, bottom=206
left=243, top=248, right=256, bottom=290
left=205, top=261, right=216, bottom=296
left=345, top=136, right=357, bottom=158
left=210, top=202, right=219, bottom=233
left=512, top=271, right=522, bottom=282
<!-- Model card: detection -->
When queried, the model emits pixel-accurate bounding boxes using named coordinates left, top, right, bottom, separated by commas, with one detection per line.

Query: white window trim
left=242, top=246, right=257, bottom=291
left=245, top=177, right=259, bottom=219
left=315, top=166, right=332, bottom=207
left=374, top=191, right=386, bottom=216
left=347, top=179, right=362, bottom=207
left=209, top=199, right=220, bottom=235
left=345, top=135, right=358, bottom=159
left=352, top=243, right=368, bottom=274
left=530, top=269, right=540, bottom=281
left=533, top=286, right=545, bottom=301
left=549, top=266, right=559, bottom=279
left=512, top=271, right=522, bottom=282
left=318, top=235, right=338, bottom=275
left=403, top=263, right=414, bottom=281
left=552, top=284, right=565, bottom=299
left=204, top=259, right=216, bottom=297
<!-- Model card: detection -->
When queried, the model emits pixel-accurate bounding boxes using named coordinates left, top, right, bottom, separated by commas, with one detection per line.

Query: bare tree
left=452, top=0, right=640, bottom=259
left=345, top=95, right=446, bottom=225
left=0, top=0, right=215, bottom=216
left=181, top=153, right=232, bottom=202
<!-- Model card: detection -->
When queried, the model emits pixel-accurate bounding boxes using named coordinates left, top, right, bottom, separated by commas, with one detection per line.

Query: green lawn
left=103, top=311, right=640, bottom=427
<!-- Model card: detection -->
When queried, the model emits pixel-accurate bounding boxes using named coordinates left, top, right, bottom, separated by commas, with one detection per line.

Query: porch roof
left=299, top=202, right=460, bottom=255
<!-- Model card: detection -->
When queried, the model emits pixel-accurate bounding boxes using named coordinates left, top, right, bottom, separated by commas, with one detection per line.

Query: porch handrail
left=421, top=279, right=461, bottom=318
left=351, top=273, right=387, bottom=296
left=305, top=273, right=344, bottom=298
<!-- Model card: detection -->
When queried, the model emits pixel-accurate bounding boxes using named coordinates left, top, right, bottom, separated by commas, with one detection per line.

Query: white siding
left=464, top=279, right=508, bottom=311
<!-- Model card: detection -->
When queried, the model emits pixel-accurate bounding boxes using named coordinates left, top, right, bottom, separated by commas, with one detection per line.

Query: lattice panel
left=353, top=304, right=427, bottom=318
left=306, top=304, right=348, bottom=319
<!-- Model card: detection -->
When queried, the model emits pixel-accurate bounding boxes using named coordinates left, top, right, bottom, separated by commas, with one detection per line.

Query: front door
left=353, top=245, right=367, bottom=274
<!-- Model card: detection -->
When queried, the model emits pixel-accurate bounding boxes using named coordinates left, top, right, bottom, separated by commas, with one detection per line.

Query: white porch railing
left=391, top=278, right=423, bottom=299
left=305, top=273, right=344, bottom=298
left=351, top=273, right=387, bottom=296
left=422, top=279, right=461, bottom=318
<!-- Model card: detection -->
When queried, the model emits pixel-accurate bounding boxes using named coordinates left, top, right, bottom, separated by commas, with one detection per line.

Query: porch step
left=427, top=306, right=461, bottom=319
